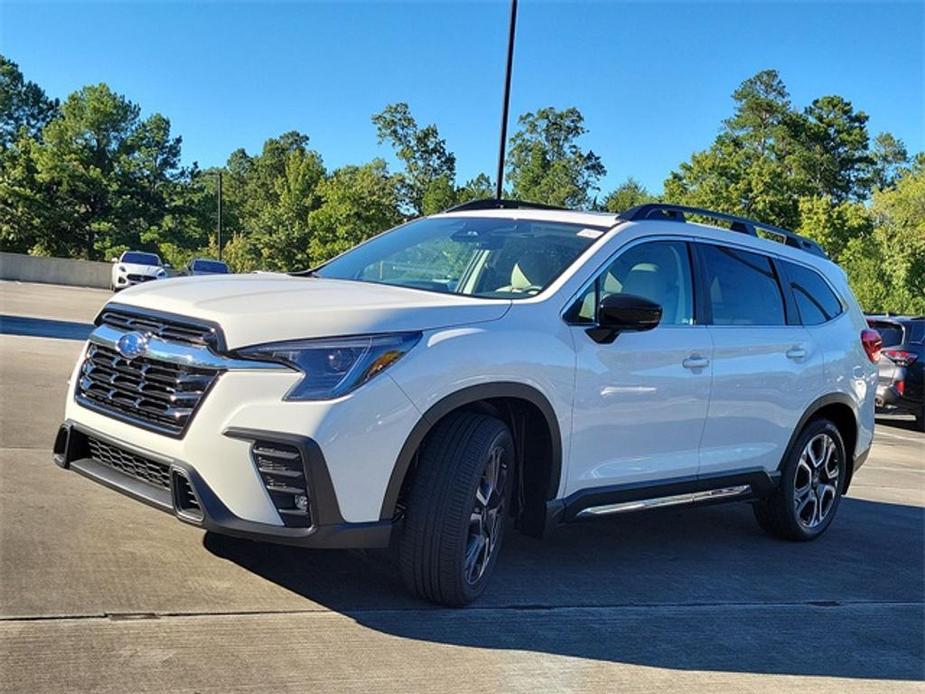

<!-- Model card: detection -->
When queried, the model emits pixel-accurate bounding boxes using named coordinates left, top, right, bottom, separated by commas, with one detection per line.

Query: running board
left=575, top=484, right=752, bottom=519
left=546, top=468, right=778, bottom=530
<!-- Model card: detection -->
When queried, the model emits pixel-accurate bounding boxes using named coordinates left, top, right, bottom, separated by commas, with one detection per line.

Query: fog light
left=294, top=494, right=309, bottom=512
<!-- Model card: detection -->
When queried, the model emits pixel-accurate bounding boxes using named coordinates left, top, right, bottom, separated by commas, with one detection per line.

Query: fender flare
left=779, top=391, right=860, bottom=479
left=378, top=382, right=563, bottom=521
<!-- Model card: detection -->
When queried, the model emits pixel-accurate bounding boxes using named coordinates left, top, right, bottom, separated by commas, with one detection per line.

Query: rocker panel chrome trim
left=575, top=484, right=752, bottom=518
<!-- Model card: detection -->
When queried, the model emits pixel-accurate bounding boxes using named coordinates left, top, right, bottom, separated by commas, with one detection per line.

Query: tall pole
left=216, top=171, right=223, bottom=261
left=495, top=0, right=518, bottom=201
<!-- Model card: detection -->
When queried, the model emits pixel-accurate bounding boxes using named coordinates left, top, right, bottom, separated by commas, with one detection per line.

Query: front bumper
left=53, top=421, right=392, bottom=548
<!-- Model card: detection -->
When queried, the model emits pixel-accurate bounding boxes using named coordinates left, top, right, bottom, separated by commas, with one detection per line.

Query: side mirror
left=586, top=293, right=662, bottom=344
left=164, top=263, right=172, bottom=269
left=110, top=258, right=118, bottom=263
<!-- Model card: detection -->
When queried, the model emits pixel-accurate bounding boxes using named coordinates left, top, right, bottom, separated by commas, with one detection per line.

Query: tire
left=398, top=412, right=514, bottom=606
left=753, top=418, right=847, bottom=541
left=915, top=407, right=925, bottom=433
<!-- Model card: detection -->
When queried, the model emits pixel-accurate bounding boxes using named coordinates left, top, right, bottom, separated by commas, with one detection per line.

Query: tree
left=1, top=83, right=185, bottom=259
left=308, top=159, right=402, bottom=264
left=602, top=177, right=655, bottom=213
left=795, top=95, right=872, bottom=202
left=0, top=55, right=58, bottom=148
left=506, top=107, right=605, bottom=208
left=869, top=132, right=909, bottom=191
left=373, top=103, right=456, bottom=215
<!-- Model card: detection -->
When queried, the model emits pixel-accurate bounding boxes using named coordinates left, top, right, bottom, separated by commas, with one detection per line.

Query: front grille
left=76, top=343, right=220, bottom=436
left=252, top=441, right=312, bottom=527
left=99, top=308, right=217, bottom=347
left=87, top=436, right=170, bottom=490
left=126, top=274, right=156, bottom=283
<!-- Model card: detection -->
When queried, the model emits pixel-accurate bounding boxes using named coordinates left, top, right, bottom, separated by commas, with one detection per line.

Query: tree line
left=1, top=55, right=922, bottom=312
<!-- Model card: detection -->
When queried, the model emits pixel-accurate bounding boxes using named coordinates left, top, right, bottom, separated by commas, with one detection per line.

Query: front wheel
left=754, top=418, right=847, bottom=541
left=397, top=412, right=514, bottom=606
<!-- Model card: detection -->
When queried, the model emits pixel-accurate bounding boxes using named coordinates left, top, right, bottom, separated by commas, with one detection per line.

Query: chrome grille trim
left=76, top=342, right=220, bottom=436
left=87, top=324, right=284, bottom=371
left=76, top=306, right=286, bottom=437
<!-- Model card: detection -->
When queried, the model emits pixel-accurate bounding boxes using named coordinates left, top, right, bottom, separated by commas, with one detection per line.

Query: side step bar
left=576, top=484, right=752, bottom=518
left=546, top=468, right=778, bottom=530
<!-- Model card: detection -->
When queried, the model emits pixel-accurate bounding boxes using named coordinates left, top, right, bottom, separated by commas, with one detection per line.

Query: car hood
left=110, top=273, right=512, bottom=348
left=118, top=263, right=163, bottom=275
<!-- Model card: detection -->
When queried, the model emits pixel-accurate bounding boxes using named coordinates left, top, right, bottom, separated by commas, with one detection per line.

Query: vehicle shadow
left=0, top=314, right=93, bottom=340
left=876, top=414, right=923, bottom=433
left=204, top=496, right=924, bottom=681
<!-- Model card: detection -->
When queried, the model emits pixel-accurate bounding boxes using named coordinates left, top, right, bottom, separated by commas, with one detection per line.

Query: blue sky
left=2, top=1, right=923, bottom=196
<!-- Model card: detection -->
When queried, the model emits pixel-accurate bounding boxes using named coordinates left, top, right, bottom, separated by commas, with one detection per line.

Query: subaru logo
left=116, top=331, right=149, bottom=360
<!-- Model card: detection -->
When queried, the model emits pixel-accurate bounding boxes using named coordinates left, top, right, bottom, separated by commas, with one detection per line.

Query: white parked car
left=110, top=251, right=167, bottom=291
left=56, top=201, right=879, bottom=605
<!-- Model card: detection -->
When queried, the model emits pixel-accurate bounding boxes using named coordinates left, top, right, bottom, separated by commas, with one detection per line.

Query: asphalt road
left=1, top=280, right=923, bottom=693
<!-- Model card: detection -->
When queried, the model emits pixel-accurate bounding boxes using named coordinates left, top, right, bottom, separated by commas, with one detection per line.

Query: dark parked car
left=184, top=258, right=230, bottom=276
left=868, top=315, right=924, bottom=431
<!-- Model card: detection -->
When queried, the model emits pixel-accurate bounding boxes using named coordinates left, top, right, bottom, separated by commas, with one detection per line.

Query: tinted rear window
left=784, top=262, right=844, bottom=325
left=906, top=320, right=925, bottom=343
left=868, top=321, right=905, bottom=347
left=193, top=260, right=228, bottom=273
left=699, top=244, right=786, bottom=326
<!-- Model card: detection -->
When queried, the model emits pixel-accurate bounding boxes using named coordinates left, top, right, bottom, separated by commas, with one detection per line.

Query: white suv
left=55, top=201, right=880, bottom=605
left=110, top=250, right=167, bottom=291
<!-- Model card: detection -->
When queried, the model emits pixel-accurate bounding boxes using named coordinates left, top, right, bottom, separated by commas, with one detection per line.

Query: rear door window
left=782, top=261, right=844, bottom=325
left=698, top=244, right=786, bottom=326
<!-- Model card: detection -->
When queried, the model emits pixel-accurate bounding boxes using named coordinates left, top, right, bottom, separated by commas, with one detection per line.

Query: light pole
left=200, top=170, right=224, bottom=261
left=495, top=0, right=518, bottom=201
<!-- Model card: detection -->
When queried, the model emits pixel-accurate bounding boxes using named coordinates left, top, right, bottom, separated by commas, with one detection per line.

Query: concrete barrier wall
left=0, top=252, right=112, bottom=289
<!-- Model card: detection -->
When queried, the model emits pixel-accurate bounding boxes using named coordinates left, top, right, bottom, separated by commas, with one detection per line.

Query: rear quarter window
left=782, top=262, right=844, bottom=326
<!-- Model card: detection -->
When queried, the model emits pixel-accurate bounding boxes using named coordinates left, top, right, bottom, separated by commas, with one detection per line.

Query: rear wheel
left=754, top=418, right=846, bottom=541
left=398, top=412, right=514, bottom=606
left=915, top=406, right=924, bottom=433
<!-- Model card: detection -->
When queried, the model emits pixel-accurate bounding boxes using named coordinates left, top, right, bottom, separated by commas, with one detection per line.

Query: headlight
left=118, top=265, right=126, bottom=272
left=239, top=333, right=421, bottom=401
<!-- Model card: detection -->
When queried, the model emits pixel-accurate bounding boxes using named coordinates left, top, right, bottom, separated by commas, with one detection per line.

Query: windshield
left=314, top=216, right=607, bottom=298
left=122, top=252, right=160, bottom=266
left=193, top=259, right=228, bottom=273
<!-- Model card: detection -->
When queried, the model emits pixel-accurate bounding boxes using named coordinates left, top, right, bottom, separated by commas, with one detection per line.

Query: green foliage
left=308, top=159, right=402, bottom=265
left=506, top=107, right=606, bottom=208
left=373, top=103, right=455, bottom=215
left=1, top=81, right=184, bottom=259
left=0, top=56, right=58, bottom=148
left=602, top=178, right=656, bottom=213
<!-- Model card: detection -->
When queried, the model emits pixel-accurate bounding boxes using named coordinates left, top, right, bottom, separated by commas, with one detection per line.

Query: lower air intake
left=251, top=441, right=311, bottom=527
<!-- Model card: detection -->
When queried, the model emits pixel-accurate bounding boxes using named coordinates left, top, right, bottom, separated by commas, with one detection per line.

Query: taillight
left=861, top=328, right=882, bottom=363
left=895, top=380, right=905, bottom=397
left=883, top=349, right=918, bottom=367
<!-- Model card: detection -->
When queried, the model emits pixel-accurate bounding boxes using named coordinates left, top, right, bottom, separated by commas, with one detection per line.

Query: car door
left=695, top=242, right=825, bottom=476
left=565, top=239, right=713, bottom=493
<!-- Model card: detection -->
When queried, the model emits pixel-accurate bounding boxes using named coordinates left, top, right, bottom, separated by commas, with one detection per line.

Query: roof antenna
left=495, top=0, right=518, bottom=202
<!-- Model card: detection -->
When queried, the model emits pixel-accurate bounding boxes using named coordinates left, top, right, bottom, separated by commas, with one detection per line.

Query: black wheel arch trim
left=379, top=382, right=563, bottom=521
left=780, top=392, right=861, bottom=486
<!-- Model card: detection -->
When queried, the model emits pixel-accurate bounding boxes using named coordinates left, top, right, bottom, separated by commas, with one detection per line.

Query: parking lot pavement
left=1, top=281, right=923, bottom=692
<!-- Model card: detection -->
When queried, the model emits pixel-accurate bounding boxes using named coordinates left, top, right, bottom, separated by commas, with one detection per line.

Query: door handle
left=786, top=347, right=807, bottom=360
left=682, top=354, right=710, bottom=370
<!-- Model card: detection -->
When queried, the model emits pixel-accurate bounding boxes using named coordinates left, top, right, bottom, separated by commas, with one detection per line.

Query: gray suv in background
left=868, top=315, right=925, bottom=431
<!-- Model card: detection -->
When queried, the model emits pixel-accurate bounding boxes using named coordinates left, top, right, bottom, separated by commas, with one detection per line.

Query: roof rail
left=618, top=203, right=828, bottom=259
left=445, top=198, right=568, bottom=213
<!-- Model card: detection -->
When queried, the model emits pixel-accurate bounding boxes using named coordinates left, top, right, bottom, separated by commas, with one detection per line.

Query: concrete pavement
left=1, top=281, right=922, bottom=692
